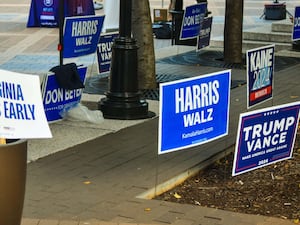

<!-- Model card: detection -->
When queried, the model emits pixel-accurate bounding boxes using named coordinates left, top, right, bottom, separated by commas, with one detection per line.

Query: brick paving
left=20, top=63, right=300, bottom=225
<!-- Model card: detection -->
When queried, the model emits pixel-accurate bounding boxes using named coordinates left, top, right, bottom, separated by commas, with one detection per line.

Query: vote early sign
left=63, top=15, right=105, bottom=58
left=0, top=69, right=52, bottom=139
left=232, top=101, right=300, bottom=176
left=158, top=70, right=231, bottom=154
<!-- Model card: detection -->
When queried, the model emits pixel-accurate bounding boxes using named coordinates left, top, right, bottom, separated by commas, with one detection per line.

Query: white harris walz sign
left=232, top=101, right=300, bottom=176
left=0, top=69, right=52, bottom=139
left=159, top=70, right=231, bottom=154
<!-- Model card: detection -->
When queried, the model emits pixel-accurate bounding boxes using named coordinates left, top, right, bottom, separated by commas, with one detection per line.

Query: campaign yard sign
left=0, top=69, right=52, bottom=139
left=180, top=3, right=207, bottom=40
left=197, top=16, right=212, bottom=51
left=97, top=32, right=119, bottom=74
left=27, top=0, right=95, bottom=28
left=158, top=70, right=231, bottom=154
left=232, top=101, right=300, bottom=176
left=42, top=66, right=87, bottom=122
left=63, top=15, right=105, bottom=58
left=247, top=45, right=275, bottom=108
left=292, top=6, right=300, bottom=41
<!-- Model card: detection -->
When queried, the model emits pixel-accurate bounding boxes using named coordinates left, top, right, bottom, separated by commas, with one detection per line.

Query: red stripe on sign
left=250, top=86, right=272, bottom=101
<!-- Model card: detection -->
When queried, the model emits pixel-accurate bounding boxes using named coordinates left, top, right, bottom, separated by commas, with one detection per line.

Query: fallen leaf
left=173, top=192, right=182, bottom=199
left=294, top=218, right=299, bottom=224
left=275, top=176, right=284, bottom=180
left=144, top=208, right=151, bottom=212
left=83, top=181, right=91, bottom=185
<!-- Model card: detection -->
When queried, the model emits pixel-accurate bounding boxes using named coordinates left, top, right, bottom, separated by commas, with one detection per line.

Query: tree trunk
left=132, top=0, right=156, bottom=90
left=224, top=0, right=244, bottom=64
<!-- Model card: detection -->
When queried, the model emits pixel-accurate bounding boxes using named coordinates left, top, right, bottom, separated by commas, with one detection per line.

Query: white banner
left=0, top=69, right=52, bottom=139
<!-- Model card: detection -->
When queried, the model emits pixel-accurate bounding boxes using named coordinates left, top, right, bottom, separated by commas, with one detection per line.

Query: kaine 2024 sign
left=180, top=3, right=207, bottom=40
left=232, top=101, right=300, bottom=176
left=247, top=45, right=275, bottom=108
left=293, top=6, right=300, bottom=41
left=63, top=15, right=105, bottom=58
left=0, top=69, right=52, bottom=139
left=42, top=66, right=87, bottom=122
left=158, top=70, right=231, bottom=154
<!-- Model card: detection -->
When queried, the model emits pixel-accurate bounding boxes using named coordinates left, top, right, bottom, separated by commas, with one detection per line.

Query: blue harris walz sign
left=247, top=45, right=275, bottom=108
left=293, top=6, right=300, bottom=41
left=180, top=3, right=207, bottom=40
left=159, top=70, right=231, bottom=154
left=63, top=15, right=105, bottom=58
left=232, top=102, right=300, bottom=176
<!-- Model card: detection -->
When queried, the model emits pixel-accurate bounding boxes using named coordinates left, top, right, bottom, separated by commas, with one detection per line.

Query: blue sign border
left=232, top=101, right=300, bottom=176
left=292, top=6, right=300, bottom=41
left=246, top=44, right=275, bottom=109
left=158, top=70, right=231, bottom=154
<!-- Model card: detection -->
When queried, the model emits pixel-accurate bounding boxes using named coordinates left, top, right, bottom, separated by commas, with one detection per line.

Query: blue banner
left=158, top=70, right=231, bottom=154
left=63, top=15, right=105, bottom=58
left=293, top=6, right=300, bottom=41
left=197, top=16, right=212, bottom=51
left=180, top=3, right=207, bottom=40
left=42, top=66, right=87, bottom=122
left=233, top=102, right=300, bottom=176
left=97, top=32, right=119, bottom=74
left=247, top=45, right=275, bottom=108
left=27, top=0, right=95, bottom=27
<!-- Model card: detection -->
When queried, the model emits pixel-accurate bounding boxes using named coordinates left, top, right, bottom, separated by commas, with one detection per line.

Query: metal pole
left=98, top=0, right=151, bottom=119
left=59, top=0, right=64, bottom=66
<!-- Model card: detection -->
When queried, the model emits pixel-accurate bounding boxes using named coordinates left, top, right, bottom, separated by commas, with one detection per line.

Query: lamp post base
left=99, top=92, right=151, bottom=120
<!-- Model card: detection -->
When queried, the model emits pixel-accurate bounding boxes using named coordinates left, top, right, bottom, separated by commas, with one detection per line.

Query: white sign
left=0, top=69, right=52, bottom=139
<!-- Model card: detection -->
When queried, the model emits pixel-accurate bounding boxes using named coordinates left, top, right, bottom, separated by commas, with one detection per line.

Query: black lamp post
left=59, top=0, right=65, bottom=66
left=98, top=0, right=151, bottom=119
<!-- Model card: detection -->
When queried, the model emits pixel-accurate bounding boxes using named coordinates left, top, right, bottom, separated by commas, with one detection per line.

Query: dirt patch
left=155, top=125, right=300, bottom=221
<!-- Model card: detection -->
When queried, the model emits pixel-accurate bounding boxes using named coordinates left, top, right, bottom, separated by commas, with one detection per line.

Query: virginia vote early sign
left=0, top=70, right=52, bottom=139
